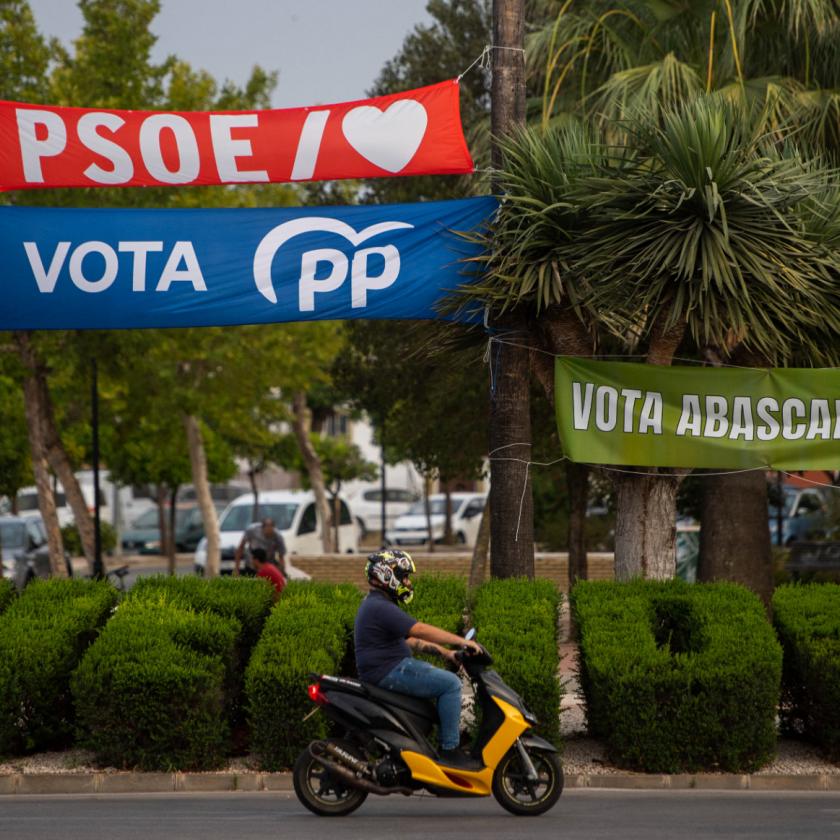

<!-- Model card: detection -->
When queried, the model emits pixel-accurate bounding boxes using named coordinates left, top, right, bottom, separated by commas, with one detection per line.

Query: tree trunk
left=291, top=391, right=333, bottom=553
left=698, top=469, right=773, bottom=607
left=20, top=368, right=66, bottom=577
left=567, top=462, right=589, bottom=586
left=15, top=331, right=96, bottom=572
left=248, top=462, right=261, bottom=523
left=424, top=473, right=435, bottom=553
left=697, top=346, right=774, bottom=608
left=167, top=485, right=178, bottom=576
left=332, top=492, right=341, bottom=553
left=183, top=414, right=220, bottom=577
left=613, top=472, right=681, bottom=580
left=155, top=484, right=168, bottom=565
left=443, top=485, right=453, bottom=545
left=468, top=499, right=491, bottom=590
left=489, top=0, right=533, bottom=580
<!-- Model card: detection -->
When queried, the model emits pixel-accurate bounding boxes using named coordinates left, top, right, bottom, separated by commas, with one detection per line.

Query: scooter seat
left=363, top=683, right=437, bottom=720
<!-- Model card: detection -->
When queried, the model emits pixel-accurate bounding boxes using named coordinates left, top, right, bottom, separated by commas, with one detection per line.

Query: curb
left=0, top=772, right=294, bottom=795
left=3, top=771, right=840, bottom=795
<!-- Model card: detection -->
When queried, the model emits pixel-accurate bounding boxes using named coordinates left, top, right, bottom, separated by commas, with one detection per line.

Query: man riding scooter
left=354, top=549, right=482, bottom=769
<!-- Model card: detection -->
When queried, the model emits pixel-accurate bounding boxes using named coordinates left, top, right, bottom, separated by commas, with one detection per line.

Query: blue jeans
left=378, top=657, right=462, bottom=750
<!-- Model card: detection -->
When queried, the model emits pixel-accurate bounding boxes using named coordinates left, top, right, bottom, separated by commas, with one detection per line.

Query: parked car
left=15, top=486, right=74, bottom=528
left=121, top=503, right=225, bottom=555
left=385, top=493, right=487, bottom=547
left=193, top=490, right=359, bottom=576
left=0, top=514, right=71, bottom=588
left=769, top=486, right=830, bottom=546
left=346, top=486, right=421, bottom=535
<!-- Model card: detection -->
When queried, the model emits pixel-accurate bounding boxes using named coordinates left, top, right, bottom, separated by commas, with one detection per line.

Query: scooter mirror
left=464, top=627, right=477, bottom=641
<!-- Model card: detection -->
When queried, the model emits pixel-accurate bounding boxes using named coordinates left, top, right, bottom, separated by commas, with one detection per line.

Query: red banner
left=0, top=80, right=473, bottom=190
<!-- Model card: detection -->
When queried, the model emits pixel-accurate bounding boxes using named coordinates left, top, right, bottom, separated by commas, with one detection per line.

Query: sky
left=26, top=0, right=434, bottom=107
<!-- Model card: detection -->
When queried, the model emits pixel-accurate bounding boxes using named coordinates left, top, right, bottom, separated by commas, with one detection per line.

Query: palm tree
left=464, top=98, right=840, bottom=579
left=512, top=0, right=840, bottom=591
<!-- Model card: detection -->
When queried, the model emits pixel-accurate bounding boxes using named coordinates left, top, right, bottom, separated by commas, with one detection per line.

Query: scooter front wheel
left=492, top=747, right=563, bottom=816
left=293, top=741, right=368, bottom=817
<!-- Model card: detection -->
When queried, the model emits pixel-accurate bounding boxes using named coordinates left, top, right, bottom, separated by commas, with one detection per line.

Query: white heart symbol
left=342, top=100, right=428, bottom=173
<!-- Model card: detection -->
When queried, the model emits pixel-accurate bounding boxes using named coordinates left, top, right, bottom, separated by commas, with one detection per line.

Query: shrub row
left=0, top=577, right=15, bottom=613
left=0, top=578, right=118, bottom=755
left=571, top=580, right=782, bottom=773
left=72, top=594, right=240, bottom=770
left=471, top=578, right=562, bottom=745
left=246, top=582, right=361, bottom=770
left=773, top=583, right=840, bottom=760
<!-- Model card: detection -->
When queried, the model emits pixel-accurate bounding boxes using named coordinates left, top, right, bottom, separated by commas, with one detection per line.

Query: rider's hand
left=443, top=649, right=462, bottom=670
left=461, top=639, right=482, bottom=654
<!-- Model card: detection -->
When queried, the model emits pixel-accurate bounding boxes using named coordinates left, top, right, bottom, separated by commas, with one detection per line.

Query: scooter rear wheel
left=492, top=747, right=563, bottom=816
left=293, top=740, right=368, bottom=817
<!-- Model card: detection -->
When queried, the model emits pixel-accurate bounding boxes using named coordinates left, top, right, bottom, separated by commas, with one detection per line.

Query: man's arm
left=407, top=622, right=481, bottom=653
left=233, top=534, right=247, bottom=576
left=407, top=637, right=458, bottom=665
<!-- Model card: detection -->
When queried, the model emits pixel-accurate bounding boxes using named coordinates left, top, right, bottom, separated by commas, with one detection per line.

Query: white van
left=16, top=473, right=157, bottom=531
left=15, top=486, right=74, bottom=528
left=193, top=490, right=359, bottom=576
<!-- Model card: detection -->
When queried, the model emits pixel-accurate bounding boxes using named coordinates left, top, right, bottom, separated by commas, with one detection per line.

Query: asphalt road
left=2, top=790, right=840, bottom=840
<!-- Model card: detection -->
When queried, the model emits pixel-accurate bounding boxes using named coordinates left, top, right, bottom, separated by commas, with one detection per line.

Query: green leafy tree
left=0, top=373, right=32, bottom=506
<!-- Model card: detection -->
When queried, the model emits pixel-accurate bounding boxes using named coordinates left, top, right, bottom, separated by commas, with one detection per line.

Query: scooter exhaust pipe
left=308, top=744, right=412, bottom=796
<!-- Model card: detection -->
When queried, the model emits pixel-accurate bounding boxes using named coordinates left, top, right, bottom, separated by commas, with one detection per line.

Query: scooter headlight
left=524, top=710, right=538, bottom=725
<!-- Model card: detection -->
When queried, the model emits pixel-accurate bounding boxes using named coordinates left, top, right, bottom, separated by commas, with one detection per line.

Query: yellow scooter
left=294, top=630, right=563, bottom=816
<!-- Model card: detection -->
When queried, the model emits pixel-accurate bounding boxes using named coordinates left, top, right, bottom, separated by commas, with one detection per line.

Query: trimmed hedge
left=246, top=582, right=361, bottom=770
left=0, top=578, right=118, bottom=755
left=773, top=583, right=840, bottom=760
left=129, top=575, right=273, bottom=657
left=129, top=575, right=274, bottom=727
left=471, top=578, right=562, bottom=745
left=571, top=580, right=781, bottom=773
left=71, top=594, right=240, bottom=770
left=0, top=577, right=15, bottom=613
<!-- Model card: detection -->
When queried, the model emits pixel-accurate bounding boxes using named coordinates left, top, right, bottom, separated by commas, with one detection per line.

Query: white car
left=346, top=487, right=421, bottom=535
left=385, top=493, right=487, bottom=547
left=194, top=490, right=359, bottom=576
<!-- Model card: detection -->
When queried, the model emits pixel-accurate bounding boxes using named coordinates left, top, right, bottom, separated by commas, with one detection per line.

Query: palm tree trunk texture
left=20, top=370, right=67, bottom=577
left=613, top=472, right=680, bottom=580
left=468, top=499, right=491, bottom=590
left=489, top=0, right=533, bottom=579
left=183, top=413, right=221, bottom=577
left=698, top=472, right=773, bottom=608
left=15, top=331, right=97, bottom=573
left=291, top=391, right=333, bottom=553
left=566, top=462, right=589, bottom=585
left=489, top=326, right=535, bottom=578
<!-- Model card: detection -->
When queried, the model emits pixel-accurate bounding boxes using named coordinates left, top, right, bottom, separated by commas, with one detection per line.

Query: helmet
left=366, top=550, right=416, bottom=604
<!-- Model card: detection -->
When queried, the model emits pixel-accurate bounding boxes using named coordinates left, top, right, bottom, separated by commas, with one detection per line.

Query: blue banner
left=0, top=196, right=496, bottom=330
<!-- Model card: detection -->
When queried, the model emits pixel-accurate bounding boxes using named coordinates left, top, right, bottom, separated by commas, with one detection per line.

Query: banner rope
left=484, top=334, right=780, bottom=371
left=486, top=450, right=840, bottom=490
left=457, top=45, right=526, bottom=82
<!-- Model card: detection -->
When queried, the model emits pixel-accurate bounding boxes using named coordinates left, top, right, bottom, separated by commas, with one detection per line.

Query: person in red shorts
left=251, top=547, right=286, bottom=601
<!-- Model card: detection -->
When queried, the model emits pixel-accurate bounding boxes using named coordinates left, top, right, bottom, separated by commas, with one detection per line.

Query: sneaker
left=438, top=748, right=481, bottom=770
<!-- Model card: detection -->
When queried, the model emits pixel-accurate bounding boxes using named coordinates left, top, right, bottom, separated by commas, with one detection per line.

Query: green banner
left=554, top=357, right=840, bottom=469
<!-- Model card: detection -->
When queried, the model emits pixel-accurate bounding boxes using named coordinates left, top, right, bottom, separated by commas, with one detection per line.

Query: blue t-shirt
left=354, top=590, right=417, bottom=684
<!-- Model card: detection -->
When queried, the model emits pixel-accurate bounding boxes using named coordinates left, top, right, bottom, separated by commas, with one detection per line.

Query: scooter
left=293, top=629, right=563, bottom=817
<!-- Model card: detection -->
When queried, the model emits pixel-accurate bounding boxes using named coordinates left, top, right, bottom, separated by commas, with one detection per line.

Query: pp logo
left=252, top=218, right=414, bottom=311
